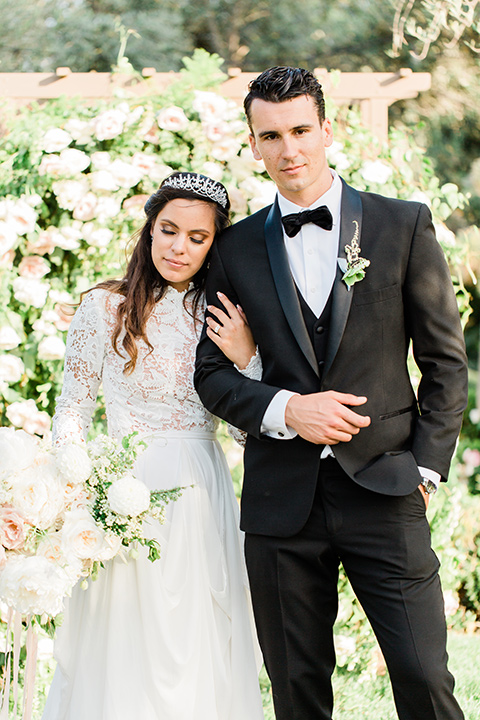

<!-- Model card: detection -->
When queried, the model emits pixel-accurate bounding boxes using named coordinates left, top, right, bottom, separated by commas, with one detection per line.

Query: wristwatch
left=421, top=477, right=437, bottom=495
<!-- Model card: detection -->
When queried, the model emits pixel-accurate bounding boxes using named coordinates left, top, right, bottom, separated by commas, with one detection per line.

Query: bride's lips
left=164, top=258, right=187, bottom=269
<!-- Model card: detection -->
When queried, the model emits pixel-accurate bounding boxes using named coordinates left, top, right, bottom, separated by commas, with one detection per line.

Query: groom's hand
left=285, top=391, right=370, bottom=445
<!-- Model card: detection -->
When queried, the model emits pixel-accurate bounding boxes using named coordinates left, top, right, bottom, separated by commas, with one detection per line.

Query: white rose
left=57, top=222, right=83, bottom=250
left=95, top=532, right=122, bottom=562
left=157, top=106, right=189, bottom=132
left=6, top=199, right=38, bottom=235
left=18, top=255, right=50, bottom=279
left=52, top=178, right=89, bottom=211
left=93, top=109, right=127, bottom=141
left=39, top=154, right=70, bottom=177
left=64, top=119, right=93, bottom=144
left=90, top=151, right=112, bottom=170
left=27, top=227, right=62, bottom=255
left=126, top=105, right=145, bottom=127
left=37, top=335, right=66, bottom=361
left=0, top=326, right=21, bottom=350
left=360, top=160, right=393, bottom=185
left=0, top=354, right=24, bottom=383
left=109, top=159, right=143, bottom=189
left=61, top=509, right=106, bottom=560
left=0, top=220, right=18, bottom=256
left=200, top=161, right=224, bottom=182
left=210, top=137, right=242, bottom=162
left=12, top=277, right=49, bottom=308
left=326, top=141, right=351, bottom=171
left=0, top=555, right=74, bottom=616
left=5, top=398, right=51, bottom=436
left=73, top=192, right=98, bottom=221
left=11, top=455, right=64, bottom=529
left=82, top=224, right=113, bottom=248
left=89, top=170, right=119, bottom=192
left=0, top=427, right=38, bottom=474
left=443, top=589, right=460, bottom=617
left=192, top=91, right=229, bottom=122
left=240, top=177, right=277, bottom=214
left=59, top=148, right=91, bottom=175
left=203, top=120, right=229, bottom=143
left=56, top=444, right=92, bottom=484
left=107, top=473, right=150, bottom=517
left=42, top=128, right=72, bottom=153
left=95, top=196, right=122, bottom=222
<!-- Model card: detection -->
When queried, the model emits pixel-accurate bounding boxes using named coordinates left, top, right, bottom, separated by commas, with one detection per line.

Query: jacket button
left=315, top=326, right=325, bottom=334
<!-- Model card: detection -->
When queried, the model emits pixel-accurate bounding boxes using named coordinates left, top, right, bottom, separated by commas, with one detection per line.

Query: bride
left=41, top=172, right=265, bottom=720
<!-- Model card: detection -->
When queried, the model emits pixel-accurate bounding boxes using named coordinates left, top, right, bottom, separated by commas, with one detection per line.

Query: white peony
left=12, top=277, right=49, bottom=308
left=0, top=427, right=38, bottom=475
left=59, top=148, right=91, bottom=174
left=107, top=473, right=150, bottom=517
left=11, top=455, right=64, bottom=529
left=56, top=444, right=92, bottom=484
left=42, top=127, right=73, bottom=153
left=93, top=108, right=127, bottom=141
left=359, top=160, right=393, bottom=185
left=0, top=555, right=74, bottom=616
left=0, top=325, right=21, bottom=350
left=0, top=354, right=24, bottom=383
left=157, top=106, right=189, bottom=132
left=61, top=509, right=106, bottom=560
left=37, top=335, right=66, bottom=361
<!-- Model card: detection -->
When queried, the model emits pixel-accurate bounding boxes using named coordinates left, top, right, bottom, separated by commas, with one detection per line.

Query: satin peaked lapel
left=264, top=201, right=320, bottom=378
left=323, top=182, right=363, bottom=379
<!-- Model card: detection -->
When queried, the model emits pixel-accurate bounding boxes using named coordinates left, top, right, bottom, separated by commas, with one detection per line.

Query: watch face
left=422, top=479, right=436, bottom=494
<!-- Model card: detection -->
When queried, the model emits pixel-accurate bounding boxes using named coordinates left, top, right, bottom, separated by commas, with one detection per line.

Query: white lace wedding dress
left=41, top=286, right=264, bottom=720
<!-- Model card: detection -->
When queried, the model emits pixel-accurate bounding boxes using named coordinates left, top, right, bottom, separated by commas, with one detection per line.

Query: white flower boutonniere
left=341, top=220, right=370, bottom=290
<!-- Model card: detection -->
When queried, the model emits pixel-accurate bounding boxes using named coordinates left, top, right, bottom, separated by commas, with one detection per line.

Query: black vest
left=296, top=287, right=333, bottom=378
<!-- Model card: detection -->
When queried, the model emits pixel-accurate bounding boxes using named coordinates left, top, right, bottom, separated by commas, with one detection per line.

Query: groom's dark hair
left=244, top=66, right=326, bottom=129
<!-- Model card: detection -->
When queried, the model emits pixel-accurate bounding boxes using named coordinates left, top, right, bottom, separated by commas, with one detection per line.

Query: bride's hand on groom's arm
left=285, top=391, right=371, bottom=445
left=206, top=292, right=257, bottom=370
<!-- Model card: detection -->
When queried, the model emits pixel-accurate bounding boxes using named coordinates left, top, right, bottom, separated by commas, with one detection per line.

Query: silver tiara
left=162, top=173, right=228, bottom=208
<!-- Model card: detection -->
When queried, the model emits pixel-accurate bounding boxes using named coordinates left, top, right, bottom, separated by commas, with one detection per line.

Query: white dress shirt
left=259, top=171, right=439, bottom=488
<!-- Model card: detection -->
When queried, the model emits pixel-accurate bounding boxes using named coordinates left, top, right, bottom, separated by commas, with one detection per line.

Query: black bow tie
left=281, top=206, right=333, bottom=238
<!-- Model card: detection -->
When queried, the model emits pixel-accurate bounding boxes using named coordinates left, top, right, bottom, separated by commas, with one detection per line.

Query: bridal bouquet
left=0, top=428, right=185, bottom=622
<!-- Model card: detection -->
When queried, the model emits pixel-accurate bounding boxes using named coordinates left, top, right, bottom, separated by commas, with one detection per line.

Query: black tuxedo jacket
left=194, top=180, right=468, bottom=537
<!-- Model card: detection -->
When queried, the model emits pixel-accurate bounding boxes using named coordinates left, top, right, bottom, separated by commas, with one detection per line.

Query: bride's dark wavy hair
left=93, top=172, right=230, bottom=374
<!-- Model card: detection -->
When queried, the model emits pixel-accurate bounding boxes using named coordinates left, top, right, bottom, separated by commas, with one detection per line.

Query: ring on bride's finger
left=214, top=324, right=221, bottom=334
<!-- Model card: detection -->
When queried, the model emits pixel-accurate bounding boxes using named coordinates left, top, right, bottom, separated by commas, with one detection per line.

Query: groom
left=194, top=66, right=467, bottom=720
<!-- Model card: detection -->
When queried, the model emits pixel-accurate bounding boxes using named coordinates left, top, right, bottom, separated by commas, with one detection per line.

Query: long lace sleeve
left=228, top=347, right=263, bottom=446
left=52, top=289, right=108, bottom=446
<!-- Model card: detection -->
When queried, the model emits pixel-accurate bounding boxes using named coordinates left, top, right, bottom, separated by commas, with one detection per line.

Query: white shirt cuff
left=418, top=466, right=440, bottom=488
left=260, top=390, right=298, bottom=439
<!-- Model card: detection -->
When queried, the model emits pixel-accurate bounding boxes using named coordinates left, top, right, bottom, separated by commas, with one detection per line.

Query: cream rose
left=192, top=91, right=229, bottom=122
left=89, top=170, right=119, bottom=193
left=0, top=427, right=38, bottom=475
left=82, top=224, right=113, bottom=248
left=39, top=154, right=70, bottom=177
left=53, top=178, right=89, bottom=211
left=95, top=196, right=121, bottom=222
left=5, top=399, right=51, bottom=436
left=64, top=119, right=93, bottom=144
left=93, top=109, right=127, bottom=141
left=157, top=106, right=189, bottom=132
left=5, top=199, right=37, bottom=236
left=360, top=160, right=393, bottom=185
left=0, top=555, right=74, bottom=616
left=73, top=192, right=98, bottom=222
left=27, top=227, right=61, bottom=255
left=59, top=148, right=91, bottom=175
left=11, top=456, right=64, bottom=529
left=61, top=509, right=106, bottom=560
left=0, top=220, right=18, bottom=256
left=18, top=255, right=50, bottom=279
left=109, top=159, right=143, bottom=189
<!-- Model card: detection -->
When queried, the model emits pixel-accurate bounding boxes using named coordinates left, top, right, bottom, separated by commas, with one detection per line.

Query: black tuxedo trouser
left=244, top=457, right=464, bottom=720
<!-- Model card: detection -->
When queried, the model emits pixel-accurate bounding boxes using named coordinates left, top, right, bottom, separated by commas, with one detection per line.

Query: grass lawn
left=261, top=631, right=480, bottom=720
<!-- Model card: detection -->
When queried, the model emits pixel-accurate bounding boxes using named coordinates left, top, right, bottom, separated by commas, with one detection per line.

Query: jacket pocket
left=379, top=403, right=417, bottom=421
left=353, top=283, right=400, bottom=306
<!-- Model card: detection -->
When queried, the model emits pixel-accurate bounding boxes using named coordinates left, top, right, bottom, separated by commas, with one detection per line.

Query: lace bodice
left=53, top=287, right=260, bottom=445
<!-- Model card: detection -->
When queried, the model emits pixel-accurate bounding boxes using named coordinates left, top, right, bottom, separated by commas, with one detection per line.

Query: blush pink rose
left=0, top=507, right=27, bottom=550
left=18, top=255, right=50, bottom=279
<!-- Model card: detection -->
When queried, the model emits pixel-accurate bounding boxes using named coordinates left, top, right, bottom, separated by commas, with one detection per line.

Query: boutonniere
left=341, top=220, right=370, bottom=290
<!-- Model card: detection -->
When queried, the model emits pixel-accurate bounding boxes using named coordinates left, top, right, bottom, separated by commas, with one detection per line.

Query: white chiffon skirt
left=42, top=432, right=264, bottom=720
